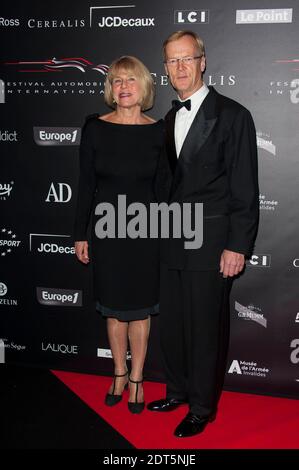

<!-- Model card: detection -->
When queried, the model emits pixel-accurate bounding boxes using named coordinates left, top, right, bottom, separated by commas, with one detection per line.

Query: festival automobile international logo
left=89, top=5, right=155, bottom=28
left=3, top=58, right=109, bottom=97
left=270, top=57, right=299, bottom=104
left=33, top=127, right=81, bottom=146
left=5, top=57, right=108, bottom=74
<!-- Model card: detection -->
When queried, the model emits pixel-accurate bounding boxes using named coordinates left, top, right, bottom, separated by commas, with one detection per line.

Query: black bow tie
left=172, top=99, right=191, bottom=112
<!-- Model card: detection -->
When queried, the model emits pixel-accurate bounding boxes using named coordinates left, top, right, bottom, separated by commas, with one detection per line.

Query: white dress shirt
left=174, top=83, right=209, bottom=157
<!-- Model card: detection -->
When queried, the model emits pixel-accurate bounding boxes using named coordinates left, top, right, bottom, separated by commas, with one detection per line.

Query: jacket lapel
left=170, top=86, right=219, bottom=200
left=165, top=107, right=177, bottom=175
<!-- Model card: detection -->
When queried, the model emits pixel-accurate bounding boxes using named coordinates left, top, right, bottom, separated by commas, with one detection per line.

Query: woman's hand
left=75, top=241, right=90, bottom=264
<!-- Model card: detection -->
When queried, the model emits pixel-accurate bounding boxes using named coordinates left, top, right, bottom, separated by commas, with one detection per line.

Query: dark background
left=1, top=0, right=298, bottom=398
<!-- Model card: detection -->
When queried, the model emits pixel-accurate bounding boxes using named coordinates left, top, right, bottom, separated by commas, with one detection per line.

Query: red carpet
left=52, top=370, right=299, bottom=449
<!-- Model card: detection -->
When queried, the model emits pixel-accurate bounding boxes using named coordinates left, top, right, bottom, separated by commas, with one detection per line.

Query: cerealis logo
left=34, top=127, right=80, bottom=146
left=90, top=5, right=155, bottom=28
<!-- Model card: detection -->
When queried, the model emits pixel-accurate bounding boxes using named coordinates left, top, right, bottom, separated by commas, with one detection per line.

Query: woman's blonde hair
left=104, top=56, right=154, bottom=111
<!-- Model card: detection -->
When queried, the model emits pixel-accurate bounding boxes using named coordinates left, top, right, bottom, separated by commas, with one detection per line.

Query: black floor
left=1, top=364, right=133, bottom=449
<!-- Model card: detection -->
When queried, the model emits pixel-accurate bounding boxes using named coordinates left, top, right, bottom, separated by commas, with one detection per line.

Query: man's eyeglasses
left=164, top=56, right=203, bottom=67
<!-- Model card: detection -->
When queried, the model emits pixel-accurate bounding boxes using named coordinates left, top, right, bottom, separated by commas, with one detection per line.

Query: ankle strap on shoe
left=129, top=377, right=143, bottom=384
left=114, top=371, right=128, bottom=377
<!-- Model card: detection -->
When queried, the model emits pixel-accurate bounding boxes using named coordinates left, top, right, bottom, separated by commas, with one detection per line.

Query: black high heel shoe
left=105, top=371, right=128, bottom=406
left=128, top=377, right=145, bottom=414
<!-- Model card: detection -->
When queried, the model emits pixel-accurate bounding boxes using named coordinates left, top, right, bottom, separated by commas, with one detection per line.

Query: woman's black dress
left=74, top=114, right=165, bottom=321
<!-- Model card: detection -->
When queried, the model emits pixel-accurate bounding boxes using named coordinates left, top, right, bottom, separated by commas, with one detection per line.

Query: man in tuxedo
left=147, top=31, right=259, bottom=437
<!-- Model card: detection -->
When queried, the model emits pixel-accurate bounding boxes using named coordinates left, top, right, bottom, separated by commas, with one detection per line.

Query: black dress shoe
left=128, top=377, right=145, bottom=414
left=105, top=371, right=128, bottom=406
left=174, top=412, right=215, bottom=437
left=147, top=397, right=186, bottom=412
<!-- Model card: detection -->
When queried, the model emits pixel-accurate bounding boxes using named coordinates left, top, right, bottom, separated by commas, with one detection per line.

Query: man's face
left=164, top=35, right=206, bottom=99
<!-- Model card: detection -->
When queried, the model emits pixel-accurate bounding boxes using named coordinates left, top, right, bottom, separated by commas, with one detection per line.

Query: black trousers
left=159, top=263, right=232, bottom=416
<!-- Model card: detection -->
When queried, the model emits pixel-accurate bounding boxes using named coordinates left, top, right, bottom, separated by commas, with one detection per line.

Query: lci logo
left=247, top=254, right=271, bottom=267
left=174, top=10, right=209, bottom=24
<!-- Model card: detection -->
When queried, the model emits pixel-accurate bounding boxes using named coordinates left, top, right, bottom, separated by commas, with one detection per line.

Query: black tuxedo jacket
left=161, top=86, right=259, bottom=270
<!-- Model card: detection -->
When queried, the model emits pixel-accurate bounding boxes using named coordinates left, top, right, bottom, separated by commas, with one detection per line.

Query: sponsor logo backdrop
left=1, top=0, right=299, bottom=397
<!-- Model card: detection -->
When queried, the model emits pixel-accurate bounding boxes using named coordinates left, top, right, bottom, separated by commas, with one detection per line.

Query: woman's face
left=111, top=69, right=143, bottom=109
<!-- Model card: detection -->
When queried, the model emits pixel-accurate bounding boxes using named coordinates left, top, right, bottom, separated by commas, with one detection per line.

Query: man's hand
left=75, top=241, right=90, bottom=264
left=220, top=249, right=245, bottom=278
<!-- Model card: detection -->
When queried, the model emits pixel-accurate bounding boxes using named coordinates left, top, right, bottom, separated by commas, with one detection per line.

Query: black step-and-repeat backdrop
left=1, top=0, right=299, bottom=398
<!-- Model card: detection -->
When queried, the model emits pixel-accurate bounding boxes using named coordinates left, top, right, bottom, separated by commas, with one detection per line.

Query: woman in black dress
left=74, top=56, right=166, bottom=414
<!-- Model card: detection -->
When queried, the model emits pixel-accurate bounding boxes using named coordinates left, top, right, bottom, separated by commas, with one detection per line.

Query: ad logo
left=46, top=183, right=72, bottom=203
